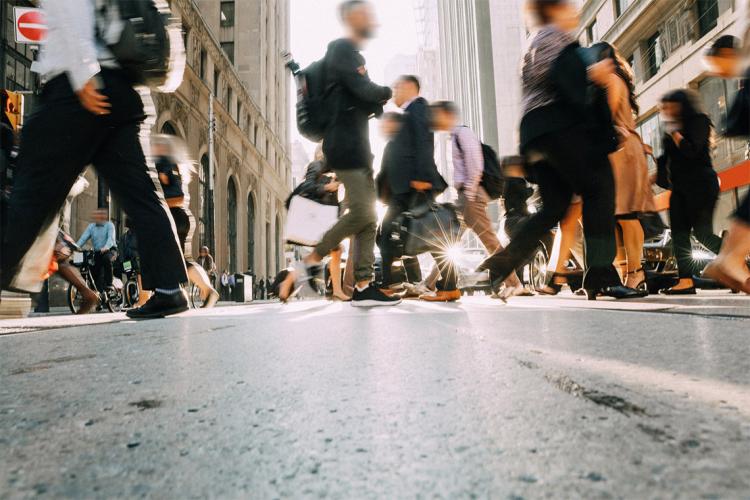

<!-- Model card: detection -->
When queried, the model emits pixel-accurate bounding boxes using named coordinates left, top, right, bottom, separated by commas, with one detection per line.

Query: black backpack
left=96, top=0, right=172, bottom=88
left=455, top=128, right=505, bottom=200
left=287, top=55, right=335, bottom=143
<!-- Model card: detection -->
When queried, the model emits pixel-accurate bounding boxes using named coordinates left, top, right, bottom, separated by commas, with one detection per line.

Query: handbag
left=284, top=195, right=339, bottom=247
left=389, top=193, right=462, bottom=257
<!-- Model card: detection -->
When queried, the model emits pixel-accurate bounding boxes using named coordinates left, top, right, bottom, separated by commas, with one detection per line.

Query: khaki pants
left=315, top=168, right=377, bottom=283
left=459, top=188, right=501, bottom=254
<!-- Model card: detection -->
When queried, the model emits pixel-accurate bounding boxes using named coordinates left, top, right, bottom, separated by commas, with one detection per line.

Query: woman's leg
left=668, top=191, right=696, bottom=290
left=58, top=261, right=99, bottom=314
left=619, top=218, right=646, bottom=288
left=329, top=248, right=349, bottom=300
left=555, top=201, right=582, bottom=276
left=136, top=274, right=151, bottom=306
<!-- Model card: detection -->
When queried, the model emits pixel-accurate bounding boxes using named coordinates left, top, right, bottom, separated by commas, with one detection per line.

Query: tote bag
left=284, top=195, right=339, bottom=247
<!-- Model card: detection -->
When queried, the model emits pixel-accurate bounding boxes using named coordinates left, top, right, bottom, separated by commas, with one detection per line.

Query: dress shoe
left=586, top=285, right=645, bottom=301
left=126, top=290, right=189, bottom=319
left=659, top=286, right=697, bottom=296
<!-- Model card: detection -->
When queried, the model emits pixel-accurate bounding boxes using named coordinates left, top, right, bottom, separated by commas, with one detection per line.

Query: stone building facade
left=68, top=0, right=291, bottom=280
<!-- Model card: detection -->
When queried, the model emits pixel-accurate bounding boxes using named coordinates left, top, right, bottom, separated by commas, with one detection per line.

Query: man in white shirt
left=0, top=0, right=189, bottom=319
left=431, top=101, right=527, bottom=299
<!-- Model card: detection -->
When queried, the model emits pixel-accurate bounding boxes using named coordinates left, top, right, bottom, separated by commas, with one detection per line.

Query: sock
left=355, top=283, right=369, bottom=292
left=156, top=287, right=181, bottom=295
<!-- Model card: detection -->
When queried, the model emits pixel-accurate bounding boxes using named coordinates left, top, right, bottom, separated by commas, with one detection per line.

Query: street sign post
left=14, top=7, right=46, bottom=44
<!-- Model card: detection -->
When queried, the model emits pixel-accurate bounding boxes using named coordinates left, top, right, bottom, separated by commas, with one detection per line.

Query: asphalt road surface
left=2, top=293, right=750, bottom=499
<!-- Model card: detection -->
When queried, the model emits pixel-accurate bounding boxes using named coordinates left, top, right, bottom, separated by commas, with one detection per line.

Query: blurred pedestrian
left=431, top=101, right=530, bottom=299
left=591, top=42, right=655, bottom=295
left=197, top=246, right=217, bottom=288
left=656, top=90, right=723, bottom=295
left=478, top=0, right=640, bottom=300
left=279, top=0, right=399, bottom=307
left=0, top=0, right=189, bottom=319
left=153, top=135, right=219, bottom=308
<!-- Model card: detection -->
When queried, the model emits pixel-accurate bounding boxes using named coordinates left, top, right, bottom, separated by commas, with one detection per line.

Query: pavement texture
left=1, top=292, right=750, bottom=499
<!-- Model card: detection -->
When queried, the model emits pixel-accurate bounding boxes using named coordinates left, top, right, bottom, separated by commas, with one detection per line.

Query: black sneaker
left=351, top=284, right=402, bottom=307
left=126, top=290, right=189, bottom=319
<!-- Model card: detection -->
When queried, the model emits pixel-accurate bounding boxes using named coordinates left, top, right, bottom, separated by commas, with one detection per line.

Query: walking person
left=153, top=135, right=219, bottom=308
left=197, top=246, right=217, bottom=288
left=656, top=90, right=723, bottom=295
left=430, top=101, right=530, bottom=299
left=0, top=0, right=189, bottom=318
left=279, top=0, right=399, bottom=307
left=478, top=0, right=641, bottom=300
left=591, top=42, right=655, bottom=295
left=378, top=75, right=460, bottom=302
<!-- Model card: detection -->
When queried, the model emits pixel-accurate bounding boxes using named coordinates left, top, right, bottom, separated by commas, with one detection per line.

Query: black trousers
left=484, top=126, right=620, bottom=290
left=0, top=70, right=187, bottom=291
left=93, top=250, right=115, bottom=290
left=669, top=187, right=722, bottom=279
left=378, top=193, right=457, bottom=291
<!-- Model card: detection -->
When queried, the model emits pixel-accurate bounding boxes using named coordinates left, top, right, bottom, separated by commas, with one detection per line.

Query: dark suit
left=383, top=97, right=447, bottom=196
left=377, top=97, right=455, bottom=292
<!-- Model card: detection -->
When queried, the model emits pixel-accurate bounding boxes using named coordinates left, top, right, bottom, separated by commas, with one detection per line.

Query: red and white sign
left=14, top=7, right=47, bottom=44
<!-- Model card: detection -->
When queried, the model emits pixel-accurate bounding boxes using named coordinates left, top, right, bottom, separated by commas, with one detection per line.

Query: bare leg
left=614, top=224, right=627, bottom=283
left=704, top=220, right=750, bottom=292
left=187, top=262, right=219, bottom=307
left=329, top=248, right=349, bottom=300
left=58, top=262, right=99, bottom=314
left=556, top=202, right=582, bottom=275
left=619, top=219, right=646, bottom=288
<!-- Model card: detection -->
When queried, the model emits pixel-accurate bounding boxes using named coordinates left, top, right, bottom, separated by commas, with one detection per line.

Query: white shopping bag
left=285, top=195, right=339, bottom=247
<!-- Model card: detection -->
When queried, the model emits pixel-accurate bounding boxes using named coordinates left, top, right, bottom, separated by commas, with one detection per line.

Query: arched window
left=265, top=222, right=271, bottom=277
left=227, top=177, right=238, bottom=273
left=199, top=155, right=214, bottom=251
left=247, top=194, right=256, bottom=274
left=161, top=121, right=178, bottom=136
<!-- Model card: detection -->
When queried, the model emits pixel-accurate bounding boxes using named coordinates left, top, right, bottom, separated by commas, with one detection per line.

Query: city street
left=2, top=293, right=750, bottom=498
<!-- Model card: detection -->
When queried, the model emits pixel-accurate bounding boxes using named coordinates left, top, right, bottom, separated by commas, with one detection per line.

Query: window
left=247, top=195, right=256, bottom=273
left=637, top=113, right=662, bottom=171
left=182, top=26, right=190, bottom=53
left=237, top=103, right=242, bottom=125
left=626, top=53, right=637, bottom=82
left=220, top=2, right=235, bottom=27
left=586, top=20, right=598, bottom=44
left=221, top=42, right=234, bottom=64
left=199, top=48, right=207, bottom=81
left=226, top=86, right=233, bottom=110
left=199, top=155, right=214, bottom=250
left=697, top=0, right=720, bottom=38
left=227, top=177, right=238, bottom=273
left=615, top=0, right=630, bottom=18
left=214, top=69, right=221, bottom=97
left=645, top=31, right=664, bottom=80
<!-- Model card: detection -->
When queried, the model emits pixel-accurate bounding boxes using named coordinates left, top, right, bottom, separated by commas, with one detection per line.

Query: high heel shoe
left=585, top=285, right=644, bottom=301
left=625, top=268, right=649, bottom=298
left=537, top=273, right=567, bottom=296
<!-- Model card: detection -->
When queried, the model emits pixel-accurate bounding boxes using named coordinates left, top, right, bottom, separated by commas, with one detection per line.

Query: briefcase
left=390, top=195, right=462, bottom=257
left=284, top=195, right=339, bottom=247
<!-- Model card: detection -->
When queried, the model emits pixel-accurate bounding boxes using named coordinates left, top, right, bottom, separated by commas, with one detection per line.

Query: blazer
left=322, top=38, right=393, bottom=171
left=659, top=114, right=719, bottom=196
left=382, top=97, right=447, bottom=196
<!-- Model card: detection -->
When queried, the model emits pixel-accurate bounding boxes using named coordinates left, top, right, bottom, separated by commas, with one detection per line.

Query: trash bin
left=233, top=273, right=253, bottom=303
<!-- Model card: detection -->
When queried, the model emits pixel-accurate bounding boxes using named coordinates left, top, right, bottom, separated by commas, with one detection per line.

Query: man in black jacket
left=378, top=75, right=458, bottom=302
left=279, top=0, right=399, bottom=307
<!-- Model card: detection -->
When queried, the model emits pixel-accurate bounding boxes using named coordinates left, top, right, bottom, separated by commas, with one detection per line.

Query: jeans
left=315, top=168, right=378, bottom=283
left=1, top=70, right=187, bottom=291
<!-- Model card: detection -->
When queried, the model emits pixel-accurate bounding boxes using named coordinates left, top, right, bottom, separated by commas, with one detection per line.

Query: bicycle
left=121, top=259, right=141, bottom=309
left=68, top=249, right=124, bottom=314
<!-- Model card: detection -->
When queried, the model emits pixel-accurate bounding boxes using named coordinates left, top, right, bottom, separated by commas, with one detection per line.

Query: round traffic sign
left=17, top=10, right=47, bottom=43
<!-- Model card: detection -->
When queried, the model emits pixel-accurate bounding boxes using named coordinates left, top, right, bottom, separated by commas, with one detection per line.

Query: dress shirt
left=33, top=0, right=118, bottom=91
left=77, top=222, right=116, bottom=251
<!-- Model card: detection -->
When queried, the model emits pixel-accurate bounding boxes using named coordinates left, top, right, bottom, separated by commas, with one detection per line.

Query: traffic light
left=3, top=90, right=23, bottom=132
